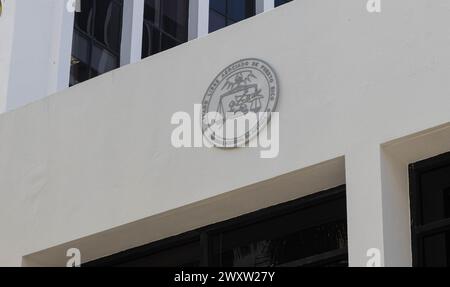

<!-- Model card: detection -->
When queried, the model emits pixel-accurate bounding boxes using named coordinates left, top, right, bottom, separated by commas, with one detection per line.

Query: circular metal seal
left=202, top=58, right=279, bottom=148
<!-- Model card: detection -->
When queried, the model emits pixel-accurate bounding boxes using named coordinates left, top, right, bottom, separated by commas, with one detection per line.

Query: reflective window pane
left=227, top=0, right=247, bottom=22
left=142, top=0, right=189, bottom=59
left=209, top=0, right=255, bottom=33
left=106, top=1, right=123, bottom=53
left=93, top=0, right=111, bottom=44
left=410, top=152, right=450, bottom=267
left=423, top=231, right=450, bottom=267
left=144, top=0, right=157, bottom=24
left=117, top=240, right=201, bottom=267
left=161, top=33, right=180, bottom=51
left=161, top=0, right=189, bottom=40
left=70, top=0, right=123, bottom=86
left=92, top=0, right=123, bottom=53
left=142, top=23, right=161, bottom=58
left=209, top=10, right=226, bottom=33
left=74, top=0, right=93, bottom=33
left=90, top=44, right=118, bottom=75
left=210, top=0, right=226, bottom=14
left=419, top=166, right=450, bottom=225
left=71, top=30, right=91, bottom=65
left=211, top=196, right=347, bottom=267
left=70, top=59, right=91, bottom=86
left=212, top=221, right=347, bottom=267
left=275, top=0, right=293, bottom=7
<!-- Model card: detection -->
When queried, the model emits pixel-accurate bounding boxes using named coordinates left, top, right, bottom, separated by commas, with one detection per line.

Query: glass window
left=275, top=0, right=293, bottom=7
left=209, top=0, right=255, bottom=33
left=85, top=186, right=348, bottom=267
left=210, top=219, right=347, bottom=267
left=70, top=0, right=123, bottom=86
left=410, top=152, right=450, bottom=266
left=142, top=0, right=189, bottom=59
left=117, top=240, right=201, bottom=267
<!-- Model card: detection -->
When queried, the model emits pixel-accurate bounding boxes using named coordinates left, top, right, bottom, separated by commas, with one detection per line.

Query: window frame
left=142, top=0, right=190, bottom=58
left=209, top=0, right=256, bottom=33
left=275, top=0, right=293, bottom=8
left=85, top=185, right=348, bottom=267
left=409, top=151, right=450, bottom=266
left=71, top=0, right=124, bottom=86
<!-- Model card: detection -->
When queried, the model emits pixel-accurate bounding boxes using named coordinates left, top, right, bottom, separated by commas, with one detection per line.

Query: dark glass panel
left=409, top=152, right=450, bottom=267
left=93, top=0, right=123, bottom=53
left=209, top=0, right=255, bottom=32
left=70, top=60, right=91, bottom=86
left=209, top=10, right=226, bottom=33
left=227, top=18, right=235, bottom=26
left=210, top=0, right=226, bottom=14
left=419, top=166, right=450, bottom=225
left=117, top=240, right=201, bottom=267
left=304, top=256, right=349, bottom=267
left=161, top=33, right=180, bottom=51
left=71, top=0, right=122, bottom=85
left=105, top=1, right=123, bottom=53
left=142, top=23, right=161, bottom=58
left=144, top=0, right=158, bottom=24
left=423, top=231, right=450, bottom=267
left=75, top=0, right=94, bottom=33
left=275, top=0, right=293, bottom=7
left=90, top=43, right=118, bottom=75
left=211, top=196, right=347, bottom=267
left=93, top=0, right=110, bottom=45
left=141, top=0, right=189, bottom=59
left=71, top=30, right=91, bottom=64
left=161, top=0, right=189, bottom=41
left=227, top=0, right=247, bottom=22
left=212, top=221, right=346, bottom=267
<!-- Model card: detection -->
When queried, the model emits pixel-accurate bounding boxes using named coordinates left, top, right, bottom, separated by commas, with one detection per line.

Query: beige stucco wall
left=1, top=0, right=450, bottom=266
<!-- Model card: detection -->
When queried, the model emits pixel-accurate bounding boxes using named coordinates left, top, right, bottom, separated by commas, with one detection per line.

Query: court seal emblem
left=202, top=58, right=279, bottom=148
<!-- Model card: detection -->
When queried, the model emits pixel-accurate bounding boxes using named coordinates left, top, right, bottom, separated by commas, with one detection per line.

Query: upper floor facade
left=0, top=0, right=292, bottom=113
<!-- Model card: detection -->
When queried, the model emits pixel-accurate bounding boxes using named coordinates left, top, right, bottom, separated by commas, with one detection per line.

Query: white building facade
left=0, top=0, right=450, bottom=267
left=0, top=0, right=283, bottom=112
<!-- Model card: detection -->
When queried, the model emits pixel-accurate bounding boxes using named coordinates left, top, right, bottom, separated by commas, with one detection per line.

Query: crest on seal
left=202, top=59, right=279, bottom=147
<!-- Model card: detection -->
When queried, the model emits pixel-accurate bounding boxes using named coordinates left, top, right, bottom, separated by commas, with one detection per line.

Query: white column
left=255, top=0, right=274, bottom=14
left=0, top=0, right=74, bottom=112
left=0, top=0, right=16, bottom=113
left=121, top=0, right=145, bottom=66
left=345, top=144, right=412, bottom=267
left=346, top=144, right=386, bottom=267
left=49, top=0, right=75, bottom=93
left=379, top=147, right=412, bottom=266
left=188, top=0, right=209, bottom=40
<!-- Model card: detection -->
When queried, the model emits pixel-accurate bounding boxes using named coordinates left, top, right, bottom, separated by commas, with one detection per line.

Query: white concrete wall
left=0, top=0, right=74, bottom=112
left=0, top=0, right=16, bottom=112
left=1, top=0, right=450, bottom=267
